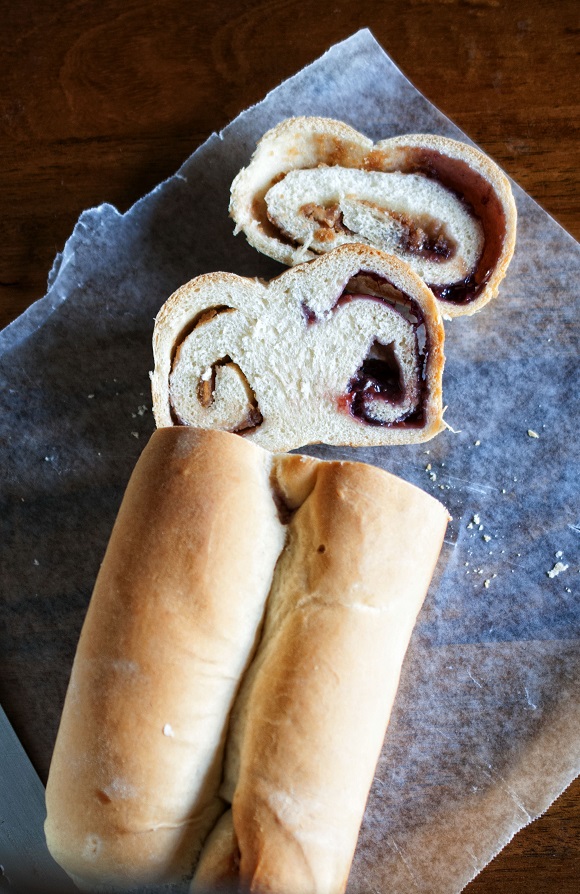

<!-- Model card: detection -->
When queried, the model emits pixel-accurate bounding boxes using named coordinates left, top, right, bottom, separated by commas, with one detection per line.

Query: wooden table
left=1, top=1, right=578, bottom=890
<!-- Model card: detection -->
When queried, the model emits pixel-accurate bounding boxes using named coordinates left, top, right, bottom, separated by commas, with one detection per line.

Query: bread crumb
left=87, top=394, right=95, bottom=399
left=474, top=440, right=481, bottom=446
left=547, top=562, right=568, bottom=578
left=425, top=463, right=432, bottom=471
left=163, top=724, right=174, bottom=737
left=484, top=579, right=491, bottom=588
left=527, top=429, right=539, bottom=438
left=441, top=413, right=461, bottom=434
left=555, top=550, right=563, bottom=558
left=473, top=514, right=480, bottom=525
left=131, top=432, right=139, bottom=439
left=483, top=535, right=491, bottom=542
left=429, top=472, right=437, bottom=481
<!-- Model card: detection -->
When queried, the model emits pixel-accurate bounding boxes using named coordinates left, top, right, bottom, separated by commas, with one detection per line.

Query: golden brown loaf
left=45, top=428, right=449, bottom=892
left=151, top=244, right=446, bottom=451
left=229, top=116, right=517, bottom=318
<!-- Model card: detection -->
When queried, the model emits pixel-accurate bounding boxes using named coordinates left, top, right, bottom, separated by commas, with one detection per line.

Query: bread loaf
left=229, top=116, right=517, bottom=317
left=45, top=428, right=449, bottom=892
left=151, top=244, right=445, bottom=451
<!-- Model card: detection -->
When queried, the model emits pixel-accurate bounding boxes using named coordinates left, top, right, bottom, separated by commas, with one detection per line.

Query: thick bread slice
left=44, top=427, right=286, bottom=890
left=151, top=244, right=445, bottom=451
left=229, top=116, right=517, bottom=317
left=193, top=453, right=450, bottom=894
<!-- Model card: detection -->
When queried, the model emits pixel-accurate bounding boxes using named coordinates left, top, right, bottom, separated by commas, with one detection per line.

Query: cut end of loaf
left=150, top=244, right=446, bottom=451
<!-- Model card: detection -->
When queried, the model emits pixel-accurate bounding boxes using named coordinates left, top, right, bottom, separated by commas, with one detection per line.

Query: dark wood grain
left=1, top=1, right=578, bottom=890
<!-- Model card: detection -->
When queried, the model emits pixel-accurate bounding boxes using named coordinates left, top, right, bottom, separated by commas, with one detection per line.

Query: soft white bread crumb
left=151, top=244, right=445, bottom=451
left=266, top=167, right=484, bottom=284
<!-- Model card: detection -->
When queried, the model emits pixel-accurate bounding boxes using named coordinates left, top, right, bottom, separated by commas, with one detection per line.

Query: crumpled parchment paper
left=0, top=28, right=578, bottom=894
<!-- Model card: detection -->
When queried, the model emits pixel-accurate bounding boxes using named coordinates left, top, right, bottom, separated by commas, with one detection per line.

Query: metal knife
left=0, top=704, right=76, bottom=893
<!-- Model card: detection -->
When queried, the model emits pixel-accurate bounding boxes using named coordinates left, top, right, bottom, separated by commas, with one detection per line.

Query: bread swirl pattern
left=45, top=429, right=449, bottom=892
left=229, top=117, right=517, bottom=317
left=151, top=245, right=445, bottom=451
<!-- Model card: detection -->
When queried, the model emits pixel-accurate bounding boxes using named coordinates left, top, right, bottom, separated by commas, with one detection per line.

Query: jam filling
left=303, top=272, right=429, bottom=428
left=345, top=342, right=406, bottom=425
left=389, top=210, right=454, bottom=262
left=430, top=268, right=492, bottom=304
left=359, top=203, right=456, bottom=263
left=405, top=148, right=506, bottom=305
left=261, top=145, right=506, bottom=306
left=298, top=200, right=456, bottom=263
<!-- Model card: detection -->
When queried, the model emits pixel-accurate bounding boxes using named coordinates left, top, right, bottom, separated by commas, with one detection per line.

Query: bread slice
left=229, top=116, right=517, bottom=317
left=151, top=244, right=445, bottom=451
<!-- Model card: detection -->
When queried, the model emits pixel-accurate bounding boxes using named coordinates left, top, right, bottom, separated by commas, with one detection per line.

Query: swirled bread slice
left=151, top=244, right=445, bottom=451
left=230, top=117, right=517, bottom=317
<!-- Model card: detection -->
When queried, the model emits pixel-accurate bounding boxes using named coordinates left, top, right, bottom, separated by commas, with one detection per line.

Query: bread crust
left=44, top=427, right=286, bottom=889
left=193, top=453, right=450, bottom=894
left=229, top=116, right=517, bottom=318
left=151, top=243, right=445, bottom=451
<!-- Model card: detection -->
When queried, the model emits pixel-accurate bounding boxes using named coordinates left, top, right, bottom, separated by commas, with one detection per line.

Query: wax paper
left=0, top=29, right=578, bottom=893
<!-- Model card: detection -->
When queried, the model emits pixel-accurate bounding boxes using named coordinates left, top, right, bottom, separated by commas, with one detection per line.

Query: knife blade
left=0, top=704, right=76, bottom=893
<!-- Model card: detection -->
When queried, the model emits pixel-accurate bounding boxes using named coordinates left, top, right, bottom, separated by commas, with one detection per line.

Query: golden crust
left=195, top=452, right=450, bottom=894
left=46, top=429, right=449, bottom=892
left=45, top=427, right=286, bottom=889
